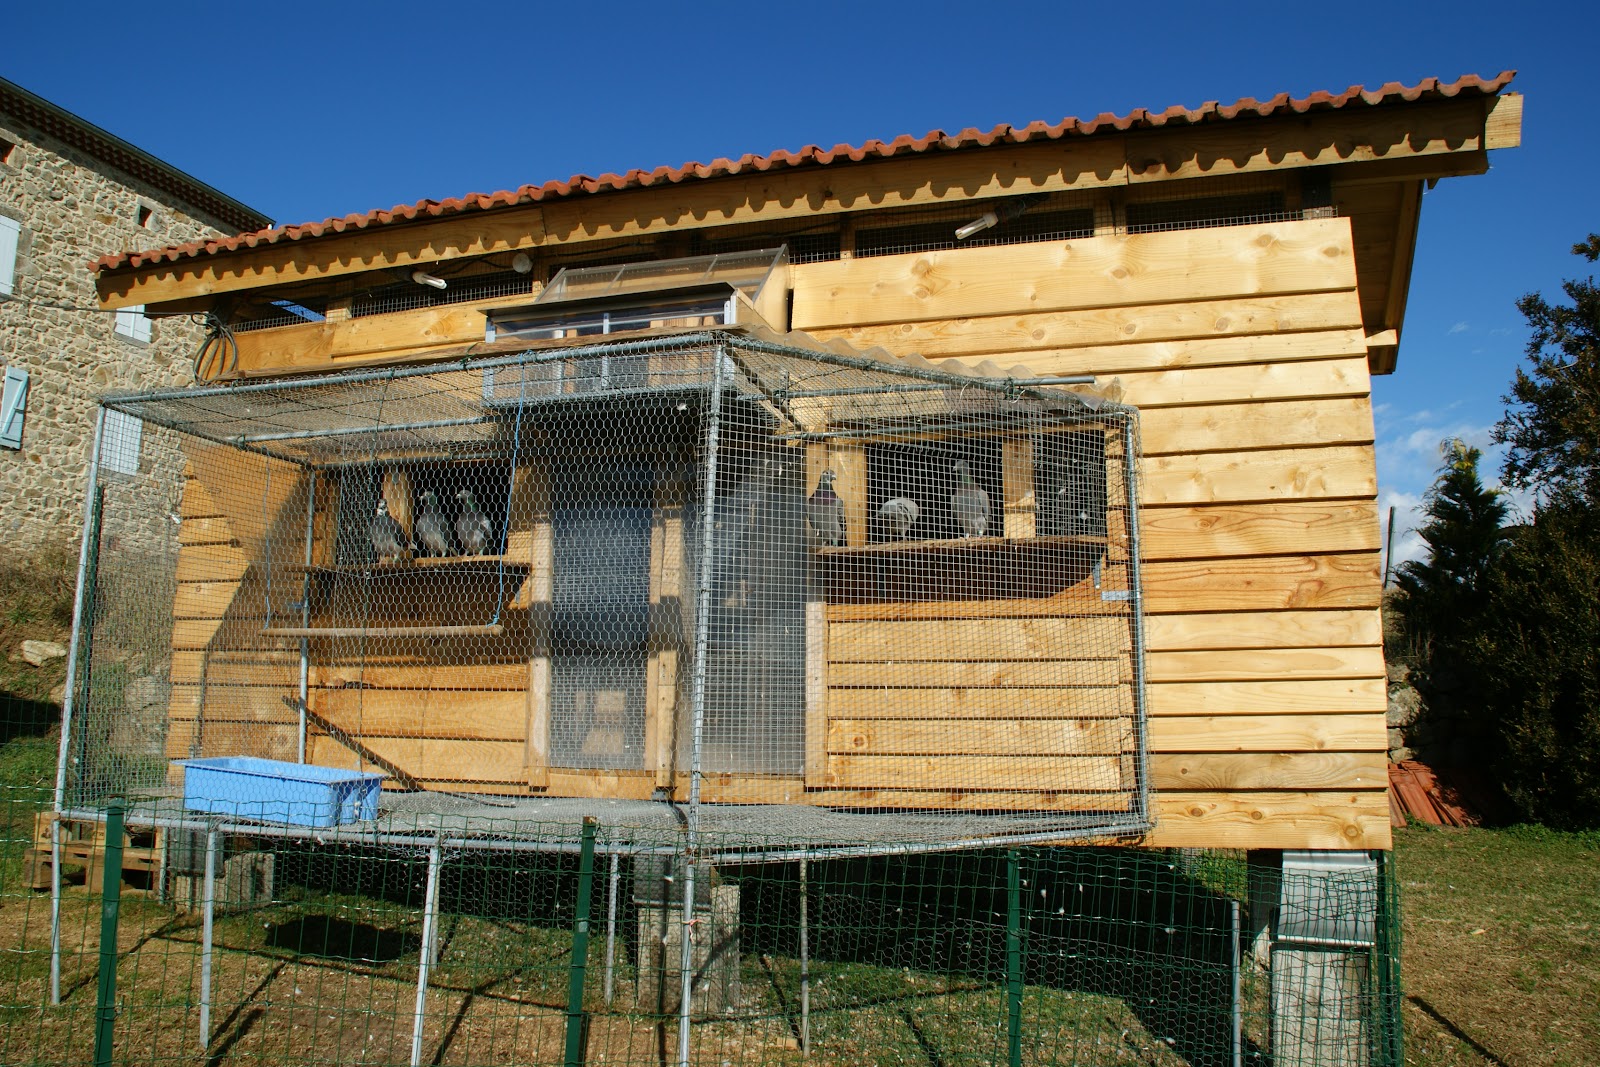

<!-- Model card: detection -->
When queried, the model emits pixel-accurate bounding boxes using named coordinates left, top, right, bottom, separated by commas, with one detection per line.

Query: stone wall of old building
left=0, top=108, right=247, bottom=557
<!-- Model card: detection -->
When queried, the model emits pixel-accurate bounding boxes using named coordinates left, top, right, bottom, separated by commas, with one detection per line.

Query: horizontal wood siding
left=794, top=218, right=1389, bottom=850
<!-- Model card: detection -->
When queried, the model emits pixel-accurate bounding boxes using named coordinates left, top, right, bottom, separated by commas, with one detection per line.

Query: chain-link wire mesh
left=0, top=786, right=1401, bottom=1066
left=60, top=329, right=1148, bottom=854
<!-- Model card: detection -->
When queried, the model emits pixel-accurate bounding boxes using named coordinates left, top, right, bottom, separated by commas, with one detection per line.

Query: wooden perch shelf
left=286, top=555, right=533, bottom=576
left=814, top=534, right=1108, bottom=557
left=261, top=624, right=506, bottom=639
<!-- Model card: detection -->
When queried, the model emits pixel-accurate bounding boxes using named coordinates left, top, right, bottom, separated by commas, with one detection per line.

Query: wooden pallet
left=26, top=813, right=164, bottom=894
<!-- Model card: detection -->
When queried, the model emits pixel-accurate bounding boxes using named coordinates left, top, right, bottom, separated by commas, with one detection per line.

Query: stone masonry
left=0, top=85, right=268, bottom=556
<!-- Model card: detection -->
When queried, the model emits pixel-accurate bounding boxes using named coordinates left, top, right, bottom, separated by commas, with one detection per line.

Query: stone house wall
left=0, top=107, right=248, bottom=557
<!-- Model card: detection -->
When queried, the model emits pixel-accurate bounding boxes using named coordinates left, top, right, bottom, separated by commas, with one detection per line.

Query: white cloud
left=1449, top=321, right=1470, bottom=335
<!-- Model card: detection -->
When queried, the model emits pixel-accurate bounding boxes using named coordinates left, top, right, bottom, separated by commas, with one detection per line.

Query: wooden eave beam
left=98, top=94, right=1514, bottom=312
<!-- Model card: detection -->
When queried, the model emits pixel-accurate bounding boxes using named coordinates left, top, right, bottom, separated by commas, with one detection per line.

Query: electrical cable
left=192, top=314, right=239, bottom=383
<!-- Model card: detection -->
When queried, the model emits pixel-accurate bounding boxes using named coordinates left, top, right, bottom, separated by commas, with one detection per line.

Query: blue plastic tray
left=177, top=756, right=384, bottom=827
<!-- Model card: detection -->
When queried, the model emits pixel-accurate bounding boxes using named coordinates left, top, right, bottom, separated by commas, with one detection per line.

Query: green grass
left=1395, top=823, right=1600, bottom=1066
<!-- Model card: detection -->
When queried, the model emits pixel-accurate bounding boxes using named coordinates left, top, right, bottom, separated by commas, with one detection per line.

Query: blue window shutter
left=0, top=367, right=28, bottom=448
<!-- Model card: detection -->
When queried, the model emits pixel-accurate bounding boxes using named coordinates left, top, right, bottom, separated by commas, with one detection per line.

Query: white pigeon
left=876, top=496, right=920, bottom=540
left=806, top=469, right=846, bottom=546
left=414, top=490, right=452, bottom=557
left=950, top=460, right=990, bottom=538
left=369, top=498, right=406, bottom=564
left=455, top=488, right=492, bottom=556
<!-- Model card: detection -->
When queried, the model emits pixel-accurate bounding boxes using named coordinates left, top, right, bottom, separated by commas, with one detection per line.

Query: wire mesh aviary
left=61, top=328, right=1148, bottom=857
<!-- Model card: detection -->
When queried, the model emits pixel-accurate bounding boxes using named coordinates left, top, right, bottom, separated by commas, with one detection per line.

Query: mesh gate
left=59, top=329, right=1148, bottom=857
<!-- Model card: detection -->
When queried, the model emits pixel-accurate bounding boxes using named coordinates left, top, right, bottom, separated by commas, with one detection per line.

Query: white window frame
left=114, top=304, right=152, bottom=343
left=0, top=215, right=20, bottom=298
left=99, top=408, right=142, bottom=475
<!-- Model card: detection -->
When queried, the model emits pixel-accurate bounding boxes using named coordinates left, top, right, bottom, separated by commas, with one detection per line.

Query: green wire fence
left=0, top=784, right=1401, bottom=1067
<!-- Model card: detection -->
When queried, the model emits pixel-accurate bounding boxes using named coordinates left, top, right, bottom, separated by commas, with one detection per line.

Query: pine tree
left=1392, top=439, right=1508, bottom=663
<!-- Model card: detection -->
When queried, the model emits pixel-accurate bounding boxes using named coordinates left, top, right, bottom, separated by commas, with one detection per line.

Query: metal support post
left=1121, top=415, right=1152, bottom=823
left=675, top=854, right=698, bottom=1067
left=604, top=851, right=620, bottom=1007
left=297, top=471, right=316, bottom=762
left=1231, top=898, right=1243, bottom=1067
left=49, top=817, right=63, bottom=1005
left=198, top=828, right=220, bottom=1049
left=799, top=858, right=810, bottom=1056
left=1006, top=849, right=1023, bottom=1067
left=564, top=820, right=598, bottom=1067
left=410, top=839, right=444, bottom=1067
left=93, top=798, right=126, bottom=1067
left=53, top=408, right=106, bottom=1005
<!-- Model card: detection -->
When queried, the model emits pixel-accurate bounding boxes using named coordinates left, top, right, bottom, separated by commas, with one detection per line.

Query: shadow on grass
left=265, top=916, right=418, bottom=963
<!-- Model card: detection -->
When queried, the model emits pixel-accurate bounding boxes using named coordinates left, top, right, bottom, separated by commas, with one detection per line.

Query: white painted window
left=0, top=215, right=19, bottom=298
left=114, top=304, right=152, bottom=343
left=99, top=408, right=142, bottom=475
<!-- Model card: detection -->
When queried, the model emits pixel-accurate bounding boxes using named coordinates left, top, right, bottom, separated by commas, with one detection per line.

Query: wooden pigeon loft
left=74, top=328, right=1148, bottom=848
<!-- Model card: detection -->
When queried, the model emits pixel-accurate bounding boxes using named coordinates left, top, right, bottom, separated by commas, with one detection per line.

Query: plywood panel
left=1143, top=554, right=1380, bottom=613
left=1149, top=752, right=1387, bottom=791
left=1147, top=646, right=1385, bottom=682
left=807, top=291, right=1364, bottom=360
left=174, top=545, right=250, bottom=582
left=1147, top=713, right=1387, bottom=752
left=1143, top=446, right=1375, bottom=505
left=1150, top=678, right=1384, bottom=715
left=171, top=650, right=300, bottom=686
left=178, top=516, right=236, bottom=547
left=309, top=734, right=526, bottom=783
left=791, top=219, right=1356, bottom=330
left=313, top=688, right=527, bottom=740
left=827, top=686, right=1132, bottom=719
left=1145, top=609, right=1382, bottom=651
left=312, top=662, right=530, bottom=690
left=825, top=754, right=1125, bottom=792
left=1139, top=397, right=1374, bottom=456
left=805, top=788, right=1135, bottom=813
left=827, top=717, right=1129, bottom=756
left=1146, top=791, right=1390, bottom=850
left=1093, top=356, right=1371, bottom=410
left=829, top=616, right=1130, bottom=661
left=828, top=659, right=1124, bottom=688
left=1139, top=501, right=1380, bottom=559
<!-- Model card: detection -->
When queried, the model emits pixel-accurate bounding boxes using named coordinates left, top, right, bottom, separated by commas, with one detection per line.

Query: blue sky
left=8, top=1, right=1598, bottom=564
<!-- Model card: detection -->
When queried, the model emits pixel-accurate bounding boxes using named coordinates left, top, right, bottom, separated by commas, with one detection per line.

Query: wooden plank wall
left=792, top=217, right=1390, bottom=850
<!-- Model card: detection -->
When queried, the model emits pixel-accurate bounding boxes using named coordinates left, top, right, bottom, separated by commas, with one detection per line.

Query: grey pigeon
left=806, top=469, right=846, bottom=546
left=369, top=498, right=406, bottom=564
left=414, top=490, right=452, bottom=557
left=455, top=488, right=492, bottom=556
left=876, top=496, right=920, bottom=540
left=950, top=460, right=990, bottom=538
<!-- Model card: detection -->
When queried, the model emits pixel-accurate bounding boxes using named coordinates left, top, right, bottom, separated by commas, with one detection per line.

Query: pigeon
left=455, top=488, right=492, bottom=556
left=806, top=469, right=846, bottom=546
left=950, top=459, right=990, bottom=538
left=413, top=490, right=452, bottom=557
left=876, top=496, right=920, bottom=540
left=369, top=498, right=406, bottom=564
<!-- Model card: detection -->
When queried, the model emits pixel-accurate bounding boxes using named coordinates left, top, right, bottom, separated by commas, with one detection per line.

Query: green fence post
left=565, top=818, right=598, bottom=1067
left=1006, top=849, right=1023, bottom=1067
left=92, top=797, right=125, bottom=1067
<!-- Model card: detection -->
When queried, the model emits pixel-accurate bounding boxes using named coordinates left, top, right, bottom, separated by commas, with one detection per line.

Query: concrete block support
left=1259, top=849, right=1380, bottom=1067
left=633, top=856, right=741, bottom=1015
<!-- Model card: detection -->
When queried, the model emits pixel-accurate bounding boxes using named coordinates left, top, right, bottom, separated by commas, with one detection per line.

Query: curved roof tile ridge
left=93, top=71, right=1515, bottom=275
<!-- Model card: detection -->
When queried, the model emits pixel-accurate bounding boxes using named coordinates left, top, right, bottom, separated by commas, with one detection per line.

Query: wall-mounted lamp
left=511, top=252, right=534, bottom=275
left=954, top=192, right=1052, bottom=241
left=411, top=270, right=448, bottom=290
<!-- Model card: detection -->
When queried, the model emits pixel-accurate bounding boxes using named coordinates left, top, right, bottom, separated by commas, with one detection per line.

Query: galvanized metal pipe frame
left=409, top=839, right=444, bottom=1067
left=1121, top=415, right=1153, bottom=827
left=298, top=471, right=316, bottom=763
left=52, top=406, right=105, bottom=1005
left=199, top=827, right=220, bottom=1050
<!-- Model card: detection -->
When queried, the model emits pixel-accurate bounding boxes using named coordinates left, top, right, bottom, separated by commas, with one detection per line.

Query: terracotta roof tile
left=92, top=71, right=1515, bottom=275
